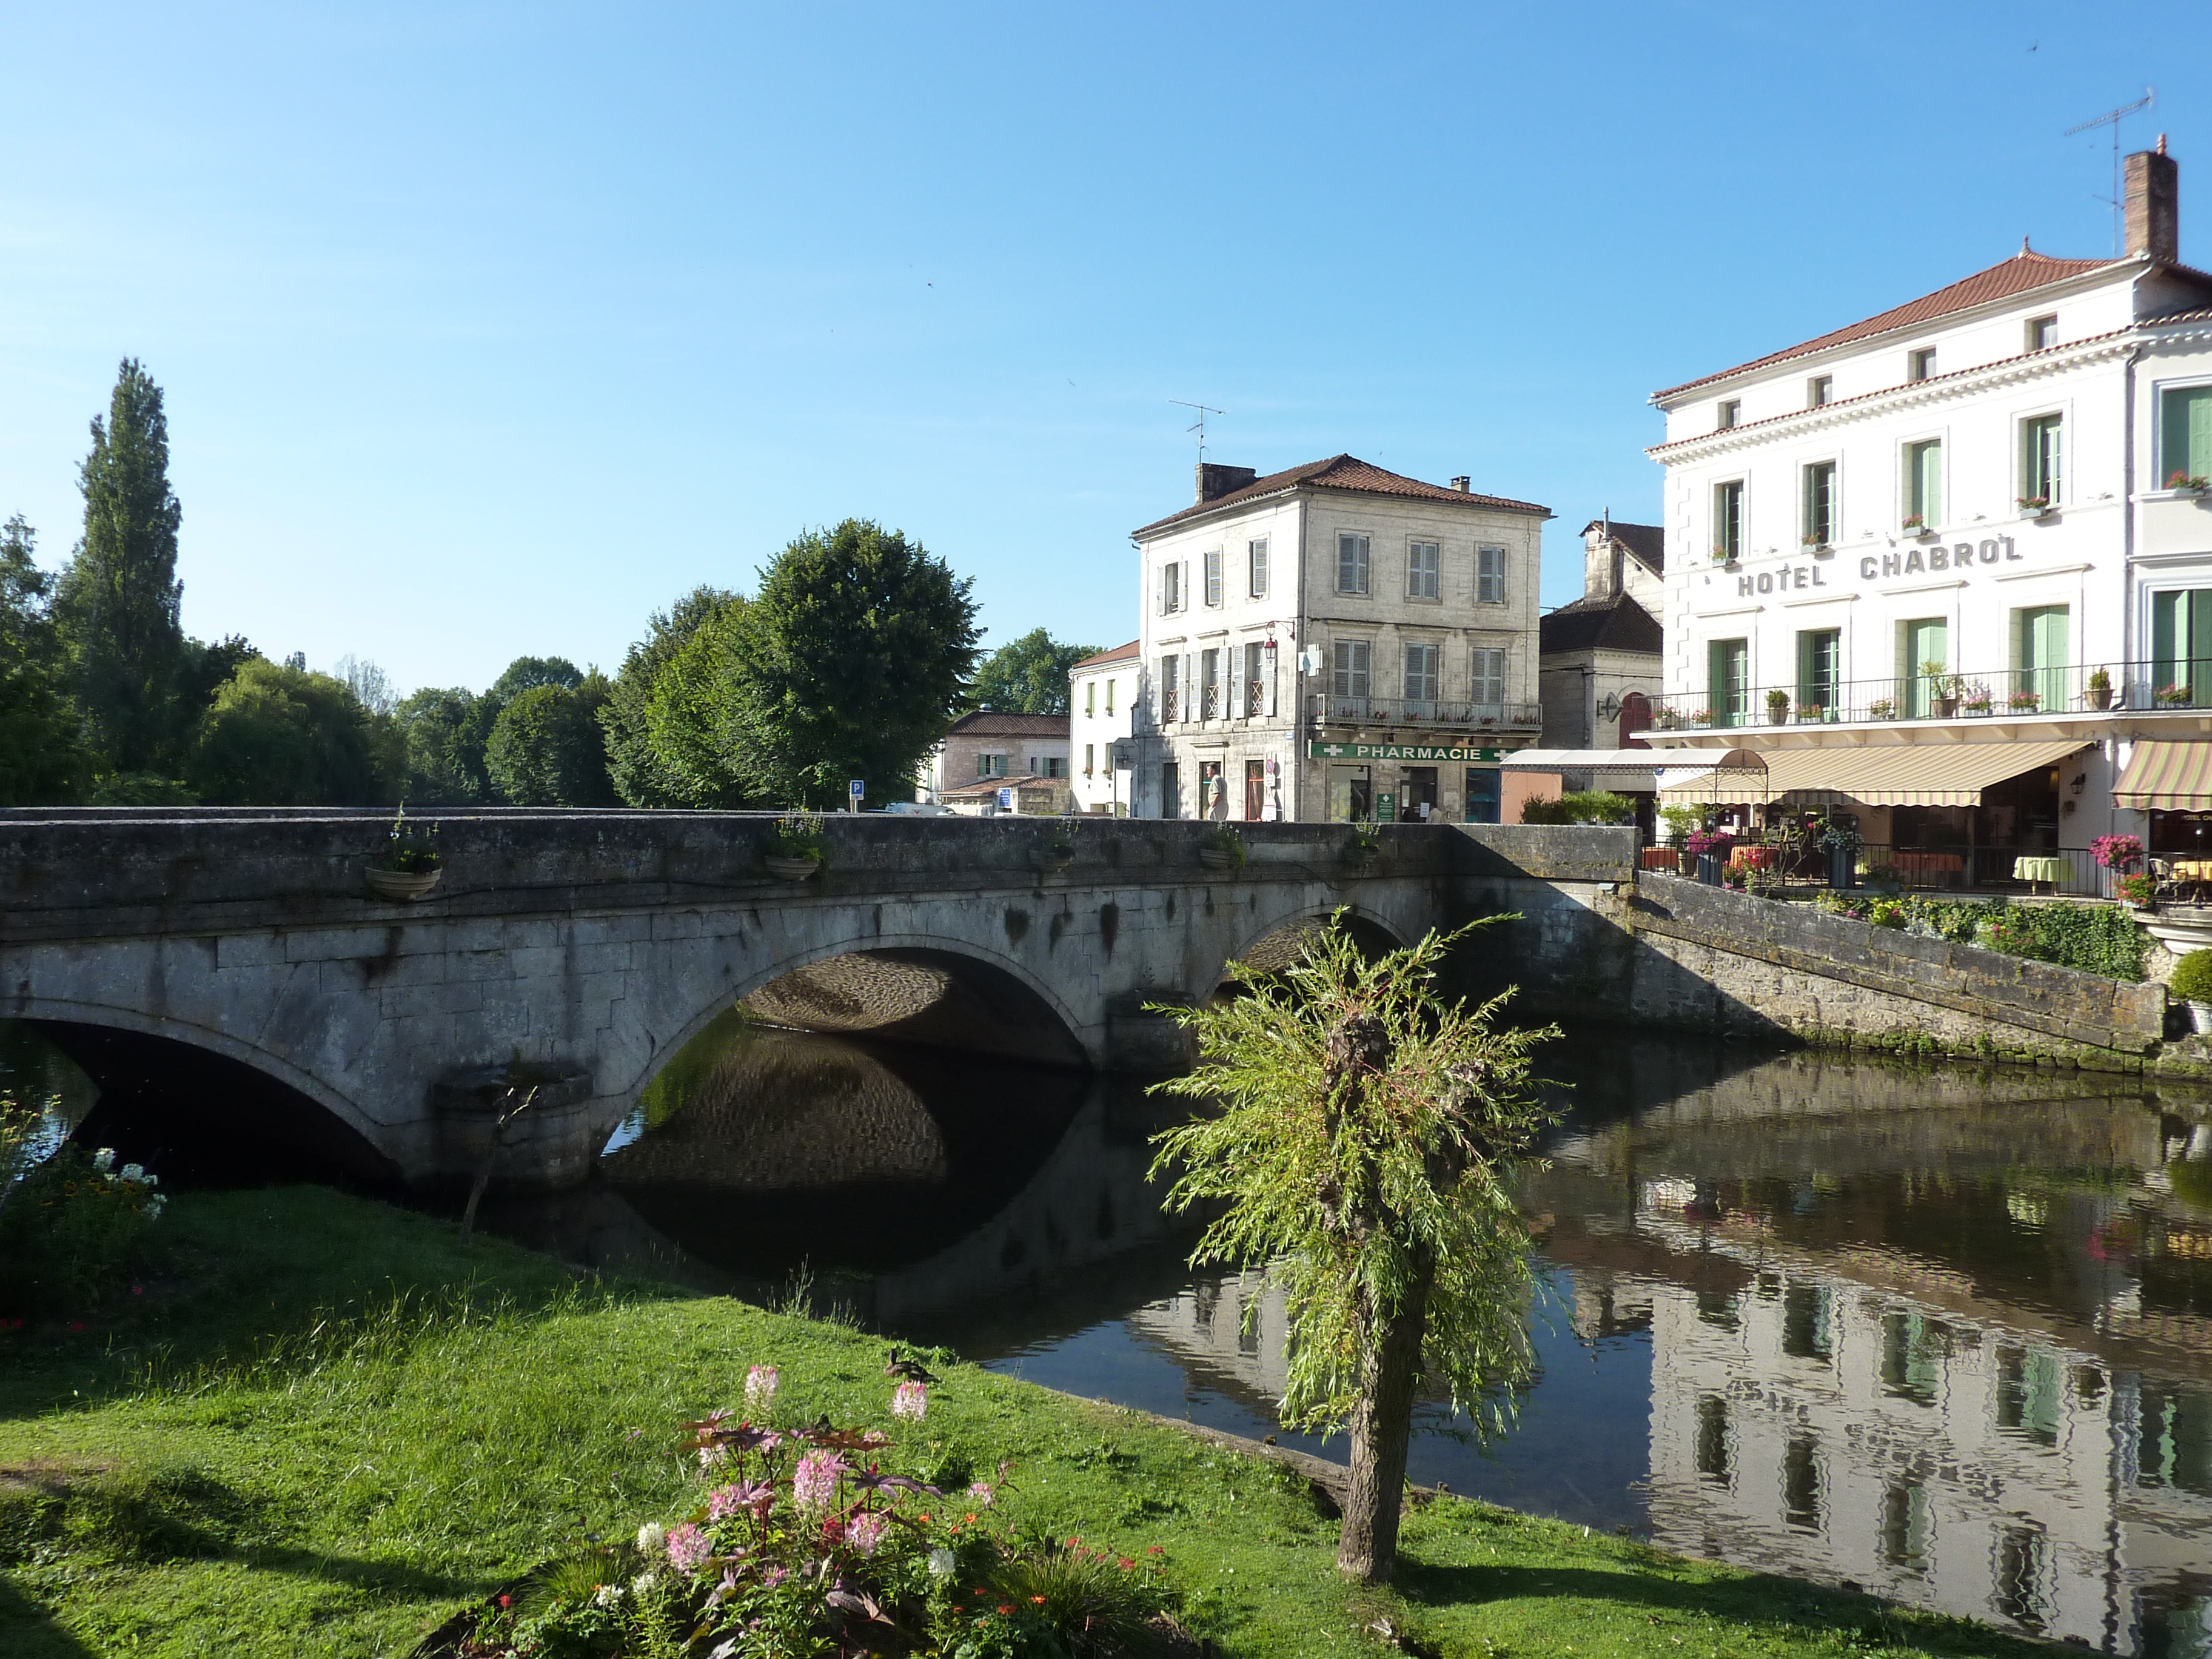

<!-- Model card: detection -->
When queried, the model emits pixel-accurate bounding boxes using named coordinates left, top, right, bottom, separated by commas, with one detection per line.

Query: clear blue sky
left=0, top=4, right=2197, bottom=695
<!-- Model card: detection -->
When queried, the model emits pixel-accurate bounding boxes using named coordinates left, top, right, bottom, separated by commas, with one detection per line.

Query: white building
left=1128, top=455, right=1549, bottom=824
left=1644, top=141, right=2212, bottom=886
left=1068, top=639, right=1139, bottom=815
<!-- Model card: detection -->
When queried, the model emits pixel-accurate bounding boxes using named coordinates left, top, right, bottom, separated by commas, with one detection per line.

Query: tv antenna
left=2065, top=88, right=2154, bottom=258
left=1168, top=400, right=1224, bottom=461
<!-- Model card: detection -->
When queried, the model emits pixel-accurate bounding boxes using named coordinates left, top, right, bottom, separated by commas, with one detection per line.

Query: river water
left=5, top=1011, right=2210, bottom=1654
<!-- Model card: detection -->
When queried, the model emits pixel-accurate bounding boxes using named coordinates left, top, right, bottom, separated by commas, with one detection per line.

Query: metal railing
left=1651, top=660, right=2212, bottom=732
left=1648, top=839, right=2113, bottom=896
left=1307, top=694, right=1543, bottom=732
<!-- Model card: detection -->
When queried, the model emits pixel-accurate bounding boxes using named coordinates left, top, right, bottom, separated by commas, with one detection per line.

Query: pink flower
left=699, top=1444, right=729, bottom=1470
left=966, top=1481, right=995, bottom=1507
left=666, top=1522, right=712, bottom=1576
left=846, top=1510, right=888, bottom=1555
left=793, top=1450, right=846, bottom=1510
left=745, top=1365, right=779, bottom=1412
left=709, top=1480, right=773, bottom=1521
left=891, top=1380, right=927, bottom=1420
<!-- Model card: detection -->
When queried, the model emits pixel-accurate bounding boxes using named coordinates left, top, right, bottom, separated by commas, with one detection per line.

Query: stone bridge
left=0, top=811, right=1628, bottom=1191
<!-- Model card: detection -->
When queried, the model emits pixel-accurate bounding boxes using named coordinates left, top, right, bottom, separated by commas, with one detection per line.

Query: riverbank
left=0, top=1188, right=2051, bottom=1659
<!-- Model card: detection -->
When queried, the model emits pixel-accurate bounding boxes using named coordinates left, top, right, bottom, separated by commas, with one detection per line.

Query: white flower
left=632, top=1571, right=657, bottom=1595
left=927, top=1548, right=956, bottom=1578
left=92, top=1148, right=115, bottom=1173
left=144, top=1194, right=167, bottom=1219
left=636, top=1521, right=666, bottom=1555
left=593, top=1583, right=624, bottom=1607
left=119, top=1163, right=146, bottom=1184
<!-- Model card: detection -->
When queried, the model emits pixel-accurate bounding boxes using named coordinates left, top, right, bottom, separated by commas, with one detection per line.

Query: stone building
left=1538, top=517, right=1666, bottom=750
left=1127, top=454, right=1549, bottom=823
left=1068, top=639, right=1139, bottom=814
left=917, top=711, right=1069, bottom=807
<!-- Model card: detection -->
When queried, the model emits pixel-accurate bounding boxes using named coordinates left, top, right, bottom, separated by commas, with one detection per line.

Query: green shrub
left=1520, top=790, right=1633, bottom=826
left=2170, top=948, right=2212, bottom=1004
left=0, top=1144, right=167, bottom=1317
left=1812, top=894, right=2147, bottom=981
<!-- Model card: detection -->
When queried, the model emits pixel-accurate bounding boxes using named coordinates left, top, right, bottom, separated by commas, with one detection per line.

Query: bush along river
left=5, top=1008, right=2211, bottom=1656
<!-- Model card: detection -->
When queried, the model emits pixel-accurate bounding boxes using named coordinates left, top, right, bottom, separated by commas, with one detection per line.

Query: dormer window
left=1909, top=347, right=1937, bottom=383
left=1717, top=399, right=1740, bottom=430
left=2027, top=314, right=2058, bottom=352
left=1808, top=375, right=1832, bottom=407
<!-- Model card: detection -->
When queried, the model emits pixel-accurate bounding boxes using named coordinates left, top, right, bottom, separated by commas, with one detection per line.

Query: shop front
left=1309, top=740, right=1518, bottom=824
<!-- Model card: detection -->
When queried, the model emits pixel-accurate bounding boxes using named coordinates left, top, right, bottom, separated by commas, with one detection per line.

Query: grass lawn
left=0, top=1187, right=2050, bottom=1659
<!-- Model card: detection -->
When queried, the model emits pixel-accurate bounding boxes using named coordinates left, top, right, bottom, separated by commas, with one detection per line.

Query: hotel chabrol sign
left=1309, top=742, right=1506, bottom=762
left=1727, top=535, right=2025, bottom=599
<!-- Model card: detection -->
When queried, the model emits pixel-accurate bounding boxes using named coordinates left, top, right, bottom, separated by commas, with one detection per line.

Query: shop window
left=2153, top=589, right=2212, bottom=706
left=1708, top=638, right=1748, bottom=726
left=1463, top=767, right=1501, bottom=824
left=1327, top=765, right=1372, bottom=823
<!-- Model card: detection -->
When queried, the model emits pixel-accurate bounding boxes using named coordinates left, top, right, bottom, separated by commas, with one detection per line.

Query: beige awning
left=2113, top=740, right=2212, bottom=811
left=1658, top=739, right=2090, bottom=808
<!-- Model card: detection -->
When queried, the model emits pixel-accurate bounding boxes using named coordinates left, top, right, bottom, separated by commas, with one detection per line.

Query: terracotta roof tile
left=943, top=711, right=1070, bottom=737
left=1132, top=454, right=1547, bottom=539
left=939, top=772, right=1061, bottom=798
left=1071, top=639, right=1141, bottom=669
left=1652, top=250, right=2116, bottom=401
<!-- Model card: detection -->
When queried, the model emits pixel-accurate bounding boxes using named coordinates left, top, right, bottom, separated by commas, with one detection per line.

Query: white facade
left=1646, top=143, right=2212, bottom=873
left=1068, top=641, right=1138, bottom=814
left=1129, top=456, right=1548, bottom=824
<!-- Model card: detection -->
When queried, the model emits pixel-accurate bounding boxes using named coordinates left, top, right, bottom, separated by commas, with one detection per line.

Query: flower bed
left=439, top=1365, right=1187, bottom=1658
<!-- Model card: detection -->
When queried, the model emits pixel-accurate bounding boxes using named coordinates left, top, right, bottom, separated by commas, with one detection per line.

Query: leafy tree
left=726, top=520, right=979, bottom=808
left=0, top=515, right=93, bottom=804
left=395, top=686, right=492, bottom=803
left=178, top=634, right=262, bottom=715
left=484, top=675, right=616, bottom=806
left=641, top=601, right=751, bottom=807
left=602, top=586, right=737, bottom=806
left=186, top=658, right=393, bottom=805
left=971, top=628, right=1100, bottom=716
left=1149, top=919, right=1559, bottom=1583
left=52, top=360, right=187, bottom=776
left=488, top=656, right=582, bottom=703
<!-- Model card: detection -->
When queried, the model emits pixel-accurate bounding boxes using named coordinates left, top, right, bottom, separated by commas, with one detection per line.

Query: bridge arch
left=1212, top=901, right=1410, bottom=991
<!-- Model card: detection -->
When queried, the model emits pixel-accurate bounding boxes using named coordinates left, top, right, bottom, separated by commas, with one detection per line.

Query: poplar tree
left=1148, top=919, right=1559, bottom=1583
left=54, top=360, right=187, bottom=775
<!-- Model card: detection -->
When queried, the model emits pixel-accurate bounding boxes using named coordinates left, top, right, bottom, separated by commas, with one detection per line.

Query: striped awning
left=1658, top=740, right=2091, bottom=808
left=2113, top=741, right=2212, bottom=811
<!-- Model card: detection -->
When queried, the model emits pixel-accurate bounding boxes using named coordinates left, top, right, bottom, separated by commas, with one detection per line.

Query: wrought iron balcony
left=1306, top=694, right=1543, bottom=732
left=1649, top=660, right=2212, bottom=733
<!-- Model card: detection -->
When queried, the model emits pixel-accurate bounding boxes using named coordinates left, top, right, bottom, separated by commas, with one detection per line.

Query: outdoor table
left=2013, top=856, right=2070, bottom=893
left=1640, top=848, right=1682, bottom=872
left=2171, top=859, right=2212, bottom=883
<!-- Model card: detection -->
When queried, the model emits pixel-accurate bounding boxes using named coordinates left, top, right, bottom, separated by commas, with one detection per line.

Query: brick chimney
left=2126, top=136, right=2179, bottom=264
left=1195, top=463, right=1257, bottom=504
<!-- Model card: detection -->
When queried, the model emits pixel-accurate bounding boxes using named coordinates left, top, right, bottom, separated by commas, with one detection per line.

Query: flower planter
left=2089, top=686, right=2113, bottom=711
left=1028, top=848, right=1074, bottom=874
left=2019, top=506, right=2049, bottom=521
left=1829, top=846, right=1855, bottom=891
left=1932, top=697, right=1958, bottom=718
left=1696, top=854, right=1723, bottom=886
left=2191, top=1000, right=2212, bottom=1037
left=1198, top=847, right=1238, bottom=873
left=366, top=866, right=442, bottom=902
left=1766, top=709, right=1788, bottom=726
left=764, top=854, right=823, bottom=881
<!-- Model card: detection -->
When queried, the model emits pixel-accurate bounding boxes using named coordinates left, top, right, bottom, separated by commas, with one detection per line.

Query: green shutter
left=1900, top=618, right=1946, bottom=717
left=2164, top=388, right=2212, bottom=483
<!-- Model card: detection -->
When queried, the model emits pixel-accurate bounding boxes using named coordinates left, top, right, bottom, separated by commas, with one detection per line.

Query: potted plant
left=2167, top=470, right=2210, bottom=494
left=2171, top=948, right=2212, bottom=1036
left=1029, top=829, right=1075, bottom=873
left=1342, top=820, right=1381, bottom=869
left=2008, top=688, right=2042, bottom=711
left=2016, top=495, right=2051, bottom=520
left=762, top=811, right=827, bottom=880
left=2087, top=667, right=2113, bottom=711
left=1868, top=697, right=1895, bottom=720
left=366, top=805, right=443, bottom=901
left=1961, top=682, right=1994, bottom=715
left=1691, top=708, right=1714, bottom=728
left=1902, top=512, right=1932, bottom=536
left=1686, top=828, right=1732, bottom=887
left=1794, top=702, right=1828, bottom=723
left=2159, top=682, right=2194, bottom=706
left=1199, top=825, right=1247, bottom=873
left=1709, top=543, right=1737, bottom=566
left=1654, top=706, right=1681, bottom=730
left=1800, top=532, right=1829, bottom=552
left=1820, top=820, right=1862, bottom=891
left=1761, top=688, right=1789, bottom=725
left=2117, top=872, right=2156, bottom=910
left=1922, top=663, right=1958, bottom=718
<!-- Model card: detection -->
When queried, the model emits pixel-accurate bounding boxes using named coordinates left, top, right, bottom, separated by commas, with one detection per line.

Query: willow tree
left=1148, top=918, right=1558, bottom=1582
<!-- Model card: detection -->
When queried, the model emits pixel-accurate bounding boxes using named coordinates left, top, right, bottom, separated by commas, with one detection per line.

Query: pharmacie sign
left=1726, top=535, right=2025, bottom=599
left=1309, top=742, right=1506, bottom=762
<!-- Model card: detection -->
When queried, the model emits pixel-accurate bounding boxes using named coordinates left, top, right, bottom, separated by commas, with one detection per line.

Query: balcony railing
left=1652, top=661, right=2212, bottom=733
left=1307, top=694, right=1543, bottom=732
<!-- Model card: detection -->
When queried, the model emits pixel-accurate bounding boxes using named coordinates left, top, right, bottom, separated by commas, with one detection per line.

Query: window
left=1160, top=762, right=1181, bottom=820
left=2021, top=414, right=2062, bottom=506
left=2153, top=589, right=2212, bottom=706
left=2012, top=605, right=2070, bottom=711
left=1477, top=545, right=1507, bottom=603
left=1905, top=440, right=1942, bottom=528
left=1802, top=460, right=1836, bottom=547
left=1158, top=561, right=1182, bottom=614
left=2027, top=314, right=2058, bottom=352
left=1084, top=742, right=1094, bottom=777
left=1244, top=759, right=1265, bottom=822
left=1712, top=480, right=1743, bottom=562
left=1200, top=648, right=1221, bottom=720
left=1336, top=532, right=1370, bottom=595
left=1085, top=680, right=1095, bottom=717
left=1796, top=629, right=1840, bottom=715
left=1899, top=618, right=1948, bottom=719
left=1202, top=548, right=1223, bottom=607
left=1242, top=641, right=1267, bottom=717
left=2162, top=386, right=2212, bottom=485
left=1039, top=756, right=1067, bottom=779
left=1248, top=537, right=1269, bottom=598
left=1105, top=678, right=1115, bottom=714
left=1717, top=398, right=1740, bottom=429
left=1332, top=640, right=1371, bottom=701
left=1708, top=638, right=1748, bottom=726
left=1472, top=646, right=1506, bottom=711
left=1407, top=540, right=1441, bottom=600
left=1808, top=375, right=1833, bottom=407
left=1909, top=346, right=1937, bottom=382
left=1158, top=656, right=1181, bottom=723
left=1403, top=642, right=1439, bottom=710
left=977, top=751, right=1007, bottom=779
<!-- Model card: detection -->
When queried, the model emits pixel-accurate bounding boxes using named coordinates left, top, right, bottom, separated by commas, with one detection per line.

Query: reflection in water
left=8, top=1005, right=2212, bottom=1655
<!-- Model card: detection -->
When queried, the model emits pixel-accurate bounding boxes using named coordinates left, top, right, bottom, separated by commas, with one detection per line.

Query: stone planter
left=764, top=854, right=823, bottom=881
left=366, top=866, right=443, bottom=902
left=1198, top=846, right=1238, bottom=873
left=2088, top=685, right=2114, bottom=711
left=1766, top=706, right=1789, bottom=726
left=2191, top=1001, right=2212, bottom=1037
left=1028, top=847, right=1074, bottom=874
left=1932, top=697, right=1958, bottom=718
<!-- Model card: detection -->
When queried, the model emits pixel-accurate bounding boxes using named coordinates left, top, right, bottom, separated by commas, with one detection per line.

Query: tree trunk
left=1335, top=1256, right=1434, bottom=1581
